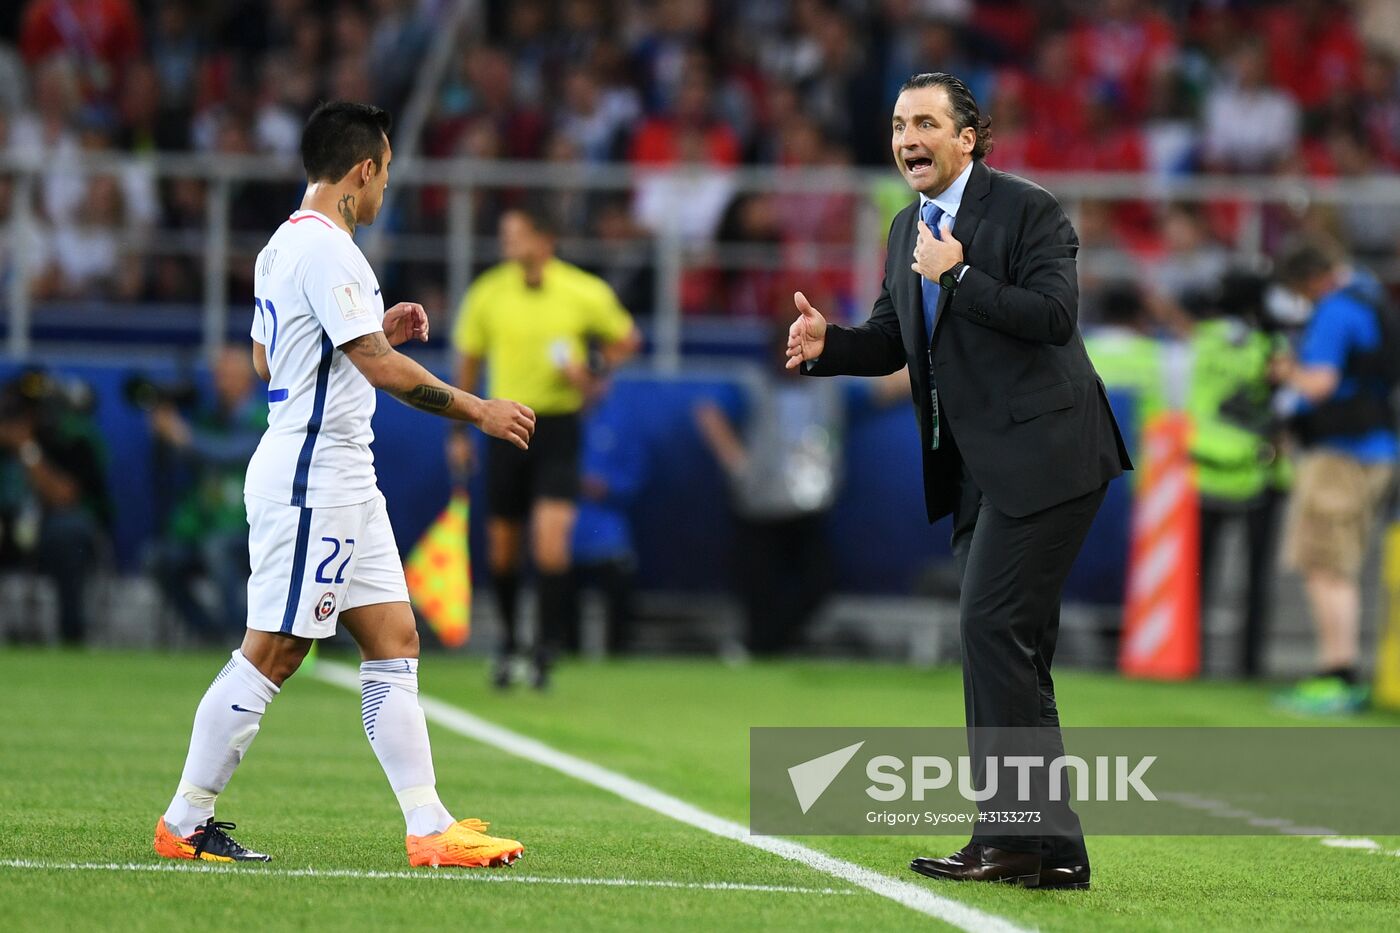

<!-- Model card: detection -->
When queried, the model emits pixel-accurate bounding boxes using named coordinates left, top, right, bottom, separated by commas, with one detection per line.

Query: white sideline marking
left=0, top=859, right=855, bottom=894
left=1319, top=838, right=1381, bottom=851
left=315, top=662, right=1031, bottom=933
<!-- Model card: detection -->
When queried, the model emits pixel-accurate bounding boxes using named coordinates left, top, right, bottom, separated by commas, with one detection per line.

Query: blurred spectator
left=148, top=2, right=201, bottom=119
left=114, top=60, right=184, bottom=152
left=629, top=53, right=741, bottom=167
left=1187, top=270, right=1289, bottom=679
left=885, top=16, right=988, bottom=114
left=48, top=173, right=143, bottom=299
left=1203, top=39, right=1299, bottom=173
left=20, top=0, right=142, bottom=105
left=1023, top=31, right=1095, bottom=153
left=693, top=333, right=843, bottom=656
left=431, top=44, right=545, bottom=160
left=588, top=195, right=655, bottom=316
left=8, top=56, right=83, bottom=225
left=144, top=348, right=266, bottom=643
left=1261, top=0, right=1364, bottom=112
left=1149, top=202, right=1230, bottom=309
left=368, top=0, right=432, bottom=113
left=1354, top=48, right=1400, bottom=169
left=1069, top=0, right=1177, bottom=118
left=1326, top=128, right=1400, bottom=263
left=1274, top=236, right=1398, bottom=714
left=251, top=55, right=304, bottom=156
left=1358, top=0, right=1400, bottom=60
left=715, top=192, right=785, bottom=318
left=1075, top=199, right=1144, bottom=314
left=0, top=43, right=29, bottom=115
left=0, top=370, right=110, bottom=645
left=0, top=174, right=57, bottom=300
left=630, top=0, right=711, bottom=113
left=1140, top=70, right=1199, bottom=180
left=632, top=131, right=736, bottom=246
left=560, top=65, right=641, bottom=163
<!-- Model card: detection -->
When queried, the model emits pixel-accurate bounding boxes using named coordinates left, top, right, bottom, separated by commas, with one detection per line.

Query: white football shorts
left=245, top=492, right=410, bottom=638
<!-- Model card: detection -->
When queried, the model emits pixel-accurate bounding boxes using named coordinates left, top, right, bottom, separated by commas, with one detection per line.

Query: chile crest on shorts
left=315, top=591, right=337, bottom=621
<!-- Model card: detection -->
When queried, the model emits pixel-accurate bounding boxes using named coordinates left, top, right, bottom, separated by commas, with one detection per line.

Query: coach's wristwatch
left=939, top=262, right=967, bottom=290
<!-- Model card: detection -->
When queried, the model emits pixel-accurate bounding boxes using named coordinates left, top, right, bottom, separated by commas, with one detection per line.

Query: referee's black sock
left=491, top=571, right=520, bottom=656
left=535, top=570, right=576, bottom=662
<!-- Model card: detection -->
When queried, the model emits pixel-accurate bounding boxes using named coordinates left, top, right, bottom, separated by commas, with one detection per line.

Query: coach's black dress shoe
left=909, top=844, right=1041, bottom=887
left=1038, top=863, right=1091, bottom=890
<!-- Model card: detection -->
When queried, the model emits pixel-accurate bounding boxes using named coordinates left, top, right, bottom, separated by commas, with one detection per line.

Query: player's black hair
left=898, top=72, right=993, bottom=160
left=300, top=101, right=392, bottom=182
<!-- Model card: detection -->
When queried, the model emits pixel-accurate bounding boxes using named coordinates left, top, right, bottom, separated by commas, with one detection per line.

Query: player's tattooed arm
left=342, top=331, right=458, bottom=412
left=339, top=330, right=536, bottom=447
left=397, top=384, right=452, bottom=412
left=341, top=330, right=393, bottom=360
left=338, top=193, right=356, bottom=234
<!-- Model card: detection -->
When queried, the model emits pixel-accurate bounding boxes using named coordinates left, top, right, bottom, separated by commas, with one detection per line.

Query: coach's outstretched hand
left=476, top=398, right=536, bottom=450
left=785, top=291, right=827, bottom=370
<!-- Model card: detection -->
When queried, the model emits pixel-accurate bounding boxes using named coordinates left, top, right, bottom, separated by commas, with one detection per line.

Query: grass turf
left=3, top=650, right=1399, bottom=931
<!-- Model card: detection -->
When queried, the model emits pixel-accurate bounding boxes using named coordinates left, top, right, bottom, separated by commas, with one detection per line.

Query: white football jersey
left=245, top=208, right=385, bottom=508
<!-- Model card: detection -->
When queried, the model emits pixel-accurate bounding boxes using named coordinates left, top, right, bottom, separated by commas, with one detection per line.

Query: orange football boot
left=406, top=818, right=524, bottom=867
left=154, top=817, right=271, bottom=862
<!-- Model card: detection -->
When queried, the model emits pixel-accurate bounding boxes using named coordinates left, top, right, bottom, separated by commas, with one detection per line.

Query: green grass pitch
left=3, top=649, right=1400, bottom=931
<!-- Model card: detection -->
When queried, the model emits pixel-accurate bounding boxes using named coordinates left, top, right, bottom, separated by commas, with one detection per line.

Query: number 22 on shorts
left=315, top=537, right=356, bottom=584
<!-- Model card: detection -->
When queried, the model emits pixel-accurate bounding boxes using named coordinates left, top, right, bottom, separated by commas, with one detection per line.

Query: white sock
left=360, top=658, right=454, bottom=836
left=163, top=650, right=279, bottom=837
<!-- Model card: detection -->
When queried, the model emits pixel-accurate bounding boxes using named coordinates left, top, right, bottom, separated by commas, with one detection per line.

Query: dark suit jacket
left=806, top=159, right=1131, bottom=521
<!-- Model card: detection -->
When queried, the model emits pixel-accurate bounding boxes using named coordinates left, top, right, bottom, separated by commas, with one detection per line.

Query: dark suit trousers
left=949, top=445, right=1106, bottom=867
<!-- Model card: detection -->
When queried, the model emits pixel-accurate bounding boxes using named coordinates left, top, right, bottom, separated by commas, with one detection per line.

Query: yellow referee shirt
left=453, top=258, right=634, bottom=415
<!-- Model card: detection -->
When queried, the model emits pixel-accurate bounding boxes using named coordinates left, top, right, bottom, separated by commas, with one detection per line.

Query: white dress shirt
left=919, top=159, right=974, bottom=282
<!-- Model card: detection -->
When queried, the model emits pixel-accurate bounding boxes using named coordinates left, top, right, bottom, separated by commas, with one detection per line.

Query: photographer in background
left=142, top=348, right=266, bottom=642
left=1188, top=270, right=1291, bottom=680
left=0, top=370, right=111, bottom=645
left=1273, top=236, right=1399, bottom=714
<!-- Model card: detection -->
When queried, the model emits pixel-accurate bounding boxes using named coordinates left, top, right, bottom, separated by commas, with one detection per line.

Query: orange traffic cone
left=1119, top=412, right=1201, bottom=679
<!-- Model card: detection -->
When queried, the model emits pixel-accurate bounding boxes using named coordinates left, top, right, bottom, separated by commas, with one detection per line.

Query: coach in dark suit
left=786, top=73, right=1130, bottom=889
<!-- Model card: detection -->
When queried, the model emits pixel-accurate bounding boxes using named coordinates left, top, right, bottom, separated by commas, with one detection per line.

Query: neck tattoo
left=338, top=193, right=357, bottom=234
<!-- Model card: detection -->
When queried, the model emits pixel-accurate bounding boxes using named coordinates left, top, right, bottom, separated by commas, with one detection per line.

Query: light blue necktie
left=920, top=200, right=946, bottom=343
left=919, top=200, right=946, bottom=450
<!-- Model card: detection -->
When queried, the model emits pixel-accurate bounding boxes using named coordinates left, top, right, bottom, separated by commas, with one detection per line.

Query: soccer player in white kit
left=153, top=102, right=536, bottom=867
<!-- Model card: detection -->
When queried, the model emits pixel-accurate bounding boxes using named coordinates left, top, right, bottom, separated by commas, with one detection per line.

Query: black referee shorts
left=486, top=413, right=582, bottom=521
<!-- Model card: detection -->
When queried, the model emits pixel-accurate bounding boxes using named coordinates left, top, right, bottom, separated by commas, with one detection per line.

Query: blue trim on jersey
left=290, top=331, right=334, bottom=508
left=279, top=506, right=314, bottom=633
left=267, top=388, right=289, bottom=403
left=266, top=299, right=280, bottom=358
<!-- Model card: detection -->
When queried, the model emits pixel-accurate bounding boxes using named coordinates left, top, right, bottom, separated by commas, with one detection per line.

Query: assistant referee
left=451, top=204, right=639, bottom=689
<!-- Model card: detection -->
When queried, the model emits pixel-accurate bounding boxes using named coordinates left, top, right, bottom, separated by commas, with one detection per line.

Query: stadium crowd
left=2, top=0, right=1400, bottom=315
